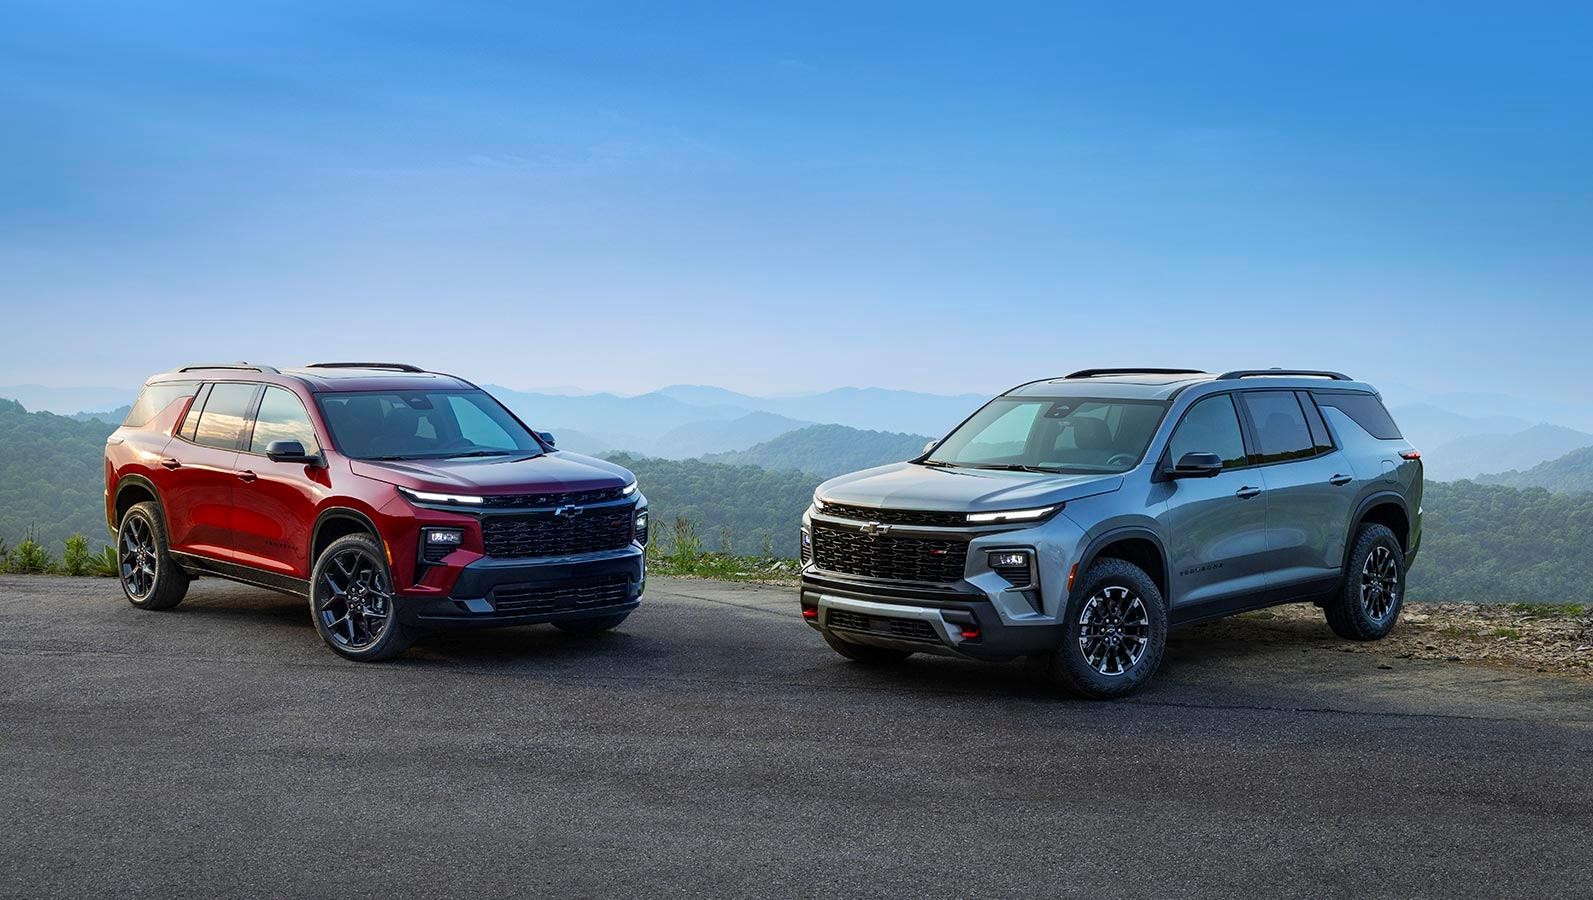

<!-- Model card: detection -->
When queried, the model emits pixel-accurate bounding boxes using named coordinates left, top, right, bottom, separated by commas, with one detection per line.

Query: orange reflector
left=1067, top=563, right=1078, bottom=592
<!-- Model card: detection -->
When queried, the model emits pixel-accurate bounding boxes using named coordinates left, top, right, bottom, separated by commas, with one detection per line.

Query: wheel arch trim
left=111, top=475, right=167, bottom=535
left=1074, top=526, right=1171, bottom=607
left=310, top=506, right=383, bottom=562
left=1343, top=491, right=1411, bottom=569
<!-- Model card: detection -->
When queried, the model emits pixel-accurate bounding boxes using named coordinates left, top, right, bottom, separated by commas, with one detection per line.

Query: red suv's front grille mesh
left=480, top=509, right=633, bottom=558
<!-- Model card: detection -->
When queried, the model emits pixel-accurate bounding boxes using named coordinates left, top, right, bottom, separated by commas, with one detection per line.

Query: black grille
left=480, top=487, right=628, bottom=509
left=825, top=609, right=940, bottom=643
left=491, top=575, right=631, bottom=615
left=819, top=503, right=969, bottom=528
left=481, top=508, right=634, bottom=558
left=811, top=523, right=968, bottom=584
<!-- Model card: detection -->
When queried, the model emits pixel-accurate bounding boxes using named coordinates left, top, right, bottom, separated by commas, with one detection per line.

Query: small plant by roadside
left=646, top=517, right=799, bottom=583
left=0, top=530, right=117, bottom=576
left=5, top=528, right=57, bottom=574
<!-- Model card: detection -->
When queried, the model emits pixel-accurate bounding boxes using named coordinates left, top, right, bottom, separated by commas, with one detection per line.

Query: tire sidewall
left=309, top=534, right=411, bottom=661
left=1053, top=559, right=1168, bottom=699
left=118, top=503, right=183, bottom=609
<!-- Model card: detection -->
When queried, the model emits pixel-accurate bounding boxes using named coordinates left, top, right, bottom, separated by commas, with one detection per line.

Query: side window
left=446, top=396, right=519, bottom=450
left=1312, top=391, right=1403, bottom=440
left=1239, top=391, right=1314, bottom=464
left=123, top=382, right=197, bottom=429
left=1168, top=394, right=1247, bottom=469
left=250, top=387, right=320, bottom=455
left=193, top=383, right=259, bottom=450
left=1297, top=391, right=1335, bottom=454
left=179, top=384, right=211, bottom=442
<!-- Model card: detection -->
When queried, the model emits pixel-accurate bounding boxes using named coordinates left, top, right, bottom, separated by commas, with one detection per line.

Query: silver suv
left=799, top=368, right=1422, bottom=698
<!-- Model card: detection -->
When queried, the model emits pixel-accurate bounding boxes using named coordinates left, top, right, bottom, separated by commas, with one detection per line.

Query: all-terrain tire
left=1044, top=558, right=1168, bottom=700
left=553, top=612, right=632, bottom=635
left=822, top=629, right=913, bottom=665
left=309, top=533, right=417, bottom=662
left=117, top=501, right=191, bottom=611
left=1324, top=523, right=1405, bottom=641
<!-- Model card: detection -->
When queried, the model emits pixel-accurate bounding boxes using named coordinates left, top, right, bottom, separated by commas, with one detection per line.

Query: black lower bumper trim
left=399, top=548, right=643, bottom=629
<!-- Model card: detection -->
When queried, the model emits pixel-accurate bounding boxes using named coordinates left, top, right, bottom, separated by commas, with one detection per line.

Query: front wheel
left=1323, top=523, right=1405, bottom=641
left=1043, top=558, right=1168, bottom=699
left=310, top=534, right=416, bottom=662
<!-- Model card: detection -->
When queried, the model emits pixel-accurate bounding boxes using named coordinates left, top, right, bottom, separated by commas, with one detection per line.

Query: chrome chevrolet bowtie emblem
left=859, top=521, right=891, bottom=538
left=554, top=504, right=583, bottom=518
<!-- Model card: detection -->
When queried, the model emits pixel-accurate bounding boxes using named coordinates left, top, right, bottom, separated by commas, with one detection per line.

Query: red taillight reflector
left=960, top=625, right=981, bottom=640
left=1400, top=450, right=1422, bottom=460
left=801, top=607, right=818, bottom=620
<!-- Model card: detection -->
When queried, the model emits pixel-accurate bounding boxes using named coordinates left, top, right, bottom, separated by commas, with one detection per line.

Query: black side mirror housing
left=1168, top=451, right=1224, bottom=479
left=265, top=440, right=320, bottom=465
left=538, top=431, right=557, bottom=448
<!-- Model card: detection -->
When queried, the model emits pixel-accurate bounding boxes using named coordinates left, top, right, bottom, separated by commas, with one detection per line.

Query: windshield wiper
left=917, top=459, right=956, bottom=468
left=962, top=463, right=1061, bottom=473
left=442, top=450, right=519, bottom=459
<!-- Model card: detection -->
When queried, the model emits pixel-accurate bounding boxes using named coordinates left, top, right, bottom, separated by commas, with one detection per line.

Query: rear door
left=160, top=381, right=259, bottom=560
left=231, top=386, right=327, bottom=579
left=1237, top=390, right=1355, bottom=590
left=1158, top=392, right=1271, bottom=608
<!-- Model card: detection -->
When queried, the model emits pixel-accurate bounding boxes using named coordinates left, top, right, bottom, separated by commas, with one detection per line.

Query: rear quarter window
left=1312, top=391, right=1403, bottom=440
left=123, top=382, right=198, bottom=429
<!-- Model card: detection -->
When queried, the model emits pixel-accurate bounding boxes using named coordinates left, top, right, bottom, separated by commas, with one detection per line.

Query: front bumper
left=396, top=546, right=644, bottom=629
left=801, top=572, right=1063, bottom=661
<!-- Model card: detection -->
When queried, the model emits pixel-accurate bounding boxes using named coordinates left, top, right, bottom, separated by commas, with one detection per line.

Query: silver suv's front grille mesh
left=810, top=523, right=968, bottom=583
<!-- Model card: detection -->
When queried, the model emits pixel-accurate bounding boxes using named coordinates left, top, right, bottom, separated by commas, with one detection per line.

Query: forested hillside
left=1409, top=480, right=1593, bottom=602
left=1477, top=446, right=1593, bottom=494
left=704, top=424, right=932, bottom=477
left=0, top=400, right=114, bottom=548
left=603, top=453, right=816, bottom=556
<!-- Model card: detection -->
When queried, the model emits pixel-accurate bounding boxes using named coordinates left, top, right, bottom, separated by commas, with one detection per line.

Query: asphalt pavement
left=3, top=574, right=1591, bottom=899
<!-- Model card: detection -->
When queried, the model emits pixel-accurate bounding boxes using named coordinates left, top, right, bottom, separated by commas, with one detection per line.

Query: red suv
left=104, top=362, right=648, bottom=661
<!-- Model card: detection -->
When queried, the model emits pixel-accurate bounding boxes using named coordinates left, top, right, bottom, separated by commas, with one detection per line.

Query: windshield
left=925, top=397, right=1168, bottom=474
left=317, top=390, right=543, bottom=460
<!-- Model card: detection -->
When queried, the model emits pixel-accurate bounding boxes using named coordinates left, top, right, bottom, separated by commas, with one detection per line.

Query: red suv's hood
left=350, top=450, right=633, bottom=496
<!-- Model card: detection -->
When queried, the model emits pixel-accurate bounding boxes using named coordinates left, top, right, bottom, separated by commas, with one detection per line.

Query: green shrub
left=6, top=528, right=57, bottom=574
left=87, top=545, right=119, bottom=577
left=62, top=534, right=93, bottom=576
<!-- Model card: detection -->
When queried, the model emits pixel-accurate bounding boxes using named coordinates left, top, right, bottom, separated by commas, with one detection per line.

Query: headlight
left=966, top=505, right=1056, bottom=524
left=812, top=494, right=827, bottom=511
left=397, top=486, right=484, bottom=505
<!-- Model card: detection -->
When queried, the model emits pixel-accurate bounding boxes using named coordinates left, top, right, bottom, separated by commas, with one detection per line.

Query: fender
left=1073, top=525, right=1171, bottom=606
left=112, top=474, right=167, bottom=536
left=310, top=505, right=382, bottom=561
left=1342, top=490, right=1411, bottom=570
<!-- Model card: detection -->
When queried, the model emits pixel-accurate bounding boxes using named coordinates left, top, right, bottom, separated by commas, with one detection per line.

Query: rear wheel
left=1324, top=523, right=1405, bottom=640
left=822, top=629, right=913, bottom=665
left=553, top=612, right=631, bottom=635
left=117, top=502, right=190, bottom=610
left=1043, top=558, right=1167, bottom=699
left=310, top=534, right=416, bottom=662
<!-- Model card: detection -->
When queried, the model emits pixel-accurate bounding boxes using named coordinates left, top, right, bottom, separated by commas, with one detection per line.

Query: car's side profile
left=800, top=368, right=1422, bottom=698
left=106, top=362, right=649, bottom=661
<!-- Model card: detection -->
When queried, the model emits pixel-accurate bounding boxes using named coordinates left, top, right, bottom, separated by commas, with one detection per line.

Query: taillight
left=1400, top=450, right=1422, bottom=460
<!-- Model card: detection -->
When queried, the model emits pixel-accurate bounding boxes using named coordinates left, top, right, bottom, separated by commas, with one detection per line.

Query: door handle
left=236, top=470, right=257, bottom=483
left=160, top=457, right=181, bottom=470
left=1236, top=486, right=1262, bottom=500
left=1329, top=474, right=1354, bottom=486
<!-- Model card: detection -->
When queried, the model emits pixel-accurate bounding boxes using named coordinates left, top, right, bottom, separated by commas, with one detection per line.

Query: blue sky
left=1, top=1, right=1588, bottom=400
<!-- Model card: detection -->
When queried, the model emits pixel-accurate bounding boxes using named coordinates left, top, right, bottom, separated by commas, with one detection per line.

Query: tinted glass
left=250, top=387, right=320, bottom=455
left=1313, top=391, right=1403, bottom=440
left=925, top=397, right=1167, bottom=474
left=1298, top=391, right=1335, bottom=453
left=179, top=384, right=210, bottom=441
left=1168, top=394, right=1248, bottom=469
left=1240, top=391, right=1315, bottom=463
left=123, top=382, right=197, bottom=429
left=193, top=383, right=259, bottom=450
left=317, top=390, right=541, bottom=460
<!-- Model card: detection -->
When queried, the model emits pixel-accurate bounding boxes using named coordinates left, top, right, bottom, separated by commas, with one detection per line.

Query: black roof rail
left=1065, top=368, right=1207, bottom=379
left=176, top=362, right=280, bottom=374
left=1217, top=368, right=1351, bottom=381
left=303, top=362, right=426, bottom=373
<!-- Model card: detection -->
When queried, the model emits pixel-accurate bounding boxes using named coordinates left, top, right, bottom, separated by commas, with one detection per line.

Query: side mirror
left=1168, top=451, right=1224, bottom=479
left=538, top=431, right=557, bottom=448
left=266, top=440, right=319, bottom=465
left=923, top=440, right=938, bottom=454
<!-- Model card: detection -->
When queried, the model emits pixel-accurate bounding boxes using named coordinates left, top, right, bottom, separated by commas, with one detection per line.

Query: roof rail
left=304, top=362, right=426, bottom=373
left=1065, top=368, right=1207, bottom=379
left=176, top=362, right=280, bottom=374
left=1217, top=368, right=1351, bottom=381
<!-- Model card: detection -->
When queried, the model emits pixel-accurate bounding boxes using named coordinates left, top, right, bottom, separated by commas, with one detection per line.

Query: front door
left=1158, top=393, right=1270, bottom=608
left=231, top=386, right=327, bottom=580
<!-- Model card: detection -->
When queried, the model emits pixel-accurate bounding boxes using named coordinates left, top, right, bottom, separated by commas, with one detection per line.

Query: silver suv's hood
left=816, top=462, right=1122, bottom=512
